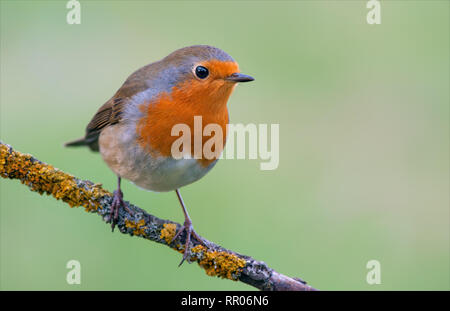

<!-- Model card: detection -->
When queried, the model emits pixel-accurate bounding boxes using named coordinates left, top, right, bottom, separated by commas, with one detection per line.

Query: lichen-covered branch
left=0, top=141, right=317, bottom=291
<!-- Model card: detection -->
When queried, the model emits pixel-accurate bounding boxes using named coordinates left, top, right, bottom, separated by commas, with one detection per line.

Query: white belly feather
left=99, top=124, right=214, bottom=192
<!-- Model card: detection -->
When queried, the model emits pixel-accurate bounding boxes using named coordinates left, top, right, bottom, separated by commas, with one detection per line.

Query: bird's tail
left=64, top=135, right=99, bottom=151
left=64, top=137, right=88, bottom=147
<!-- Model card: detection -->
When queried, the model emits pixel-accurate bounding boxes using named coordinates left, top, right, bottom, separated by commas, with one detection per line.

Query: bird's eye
left=195, top=66, right=209, bottom=79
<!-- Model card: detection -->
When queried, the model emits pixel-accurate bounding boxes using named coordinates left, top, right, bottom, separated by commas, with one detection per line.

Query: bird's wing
left=66, top=71, right=151, bottom=151
left=65, top=62, right=161, bottom=151
left=81, top=97, right=125, bottom=150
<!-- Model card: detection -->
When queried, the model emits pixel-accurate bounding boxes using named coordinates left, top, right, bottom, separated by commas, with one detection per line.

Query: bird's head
left=158, top=45, right=254, bottom=112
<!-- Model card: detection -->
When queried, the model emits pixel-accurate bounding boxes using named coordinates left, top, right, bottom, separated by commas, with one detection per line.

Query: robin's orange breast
left=137, top=75, right=235, bottom=167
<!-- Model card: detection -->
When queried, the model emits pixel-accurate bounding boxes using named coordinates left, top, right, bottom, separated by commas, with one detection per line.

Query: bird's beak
left=225, top=73, right=254, bottom=83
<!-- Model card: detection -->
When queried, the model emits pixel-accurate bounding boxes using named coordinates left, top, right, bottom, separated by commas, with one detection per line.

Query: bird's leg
left=171, top=189, right=205, bottom=266
left=109, top=176, right=133, bottom=232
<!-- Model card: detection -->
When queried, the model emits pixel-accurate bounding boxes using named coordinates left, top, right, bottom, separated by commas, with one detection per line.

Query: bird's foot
left=109, top=189, right=133, bottom=232
left=171, top=220, right=206, bottom=266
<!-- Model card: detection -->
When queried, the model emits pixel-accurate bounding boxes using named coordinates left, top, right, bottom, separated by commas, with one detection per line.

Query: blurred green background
left=1, top=0, right=448, bottom=290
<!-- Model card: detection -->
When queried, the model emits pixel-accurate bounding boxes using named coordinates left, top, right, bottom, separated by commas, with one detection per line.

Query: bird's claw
left=109, top=189, right=133, bottom=232
left=171, top=221, right=205, bottom=266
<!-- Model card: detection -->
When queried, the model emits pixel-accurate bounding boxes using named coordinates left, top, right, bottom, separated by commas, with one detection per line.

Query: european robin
left=65, top=45, right=254, bottom=264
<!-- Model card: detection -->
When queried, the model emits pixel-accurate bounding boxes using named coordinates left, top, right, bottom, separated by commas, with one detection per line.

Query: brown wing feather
left=81, top=97, right=125, bottom=151
left=86, top=97, right=124, bottom=133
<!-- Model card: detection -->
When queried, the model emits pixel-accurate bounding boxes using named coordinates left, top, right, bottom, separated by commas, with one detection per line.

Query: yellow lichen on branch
left=160, top=223, right=177, bottom=244
left=0, top=143, right=108, bottom=212
left=125, top=219, right=147, bottom=236
left=191, top=245, right=247, bottom=280
left=160, top=224, right=246, bottom=280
